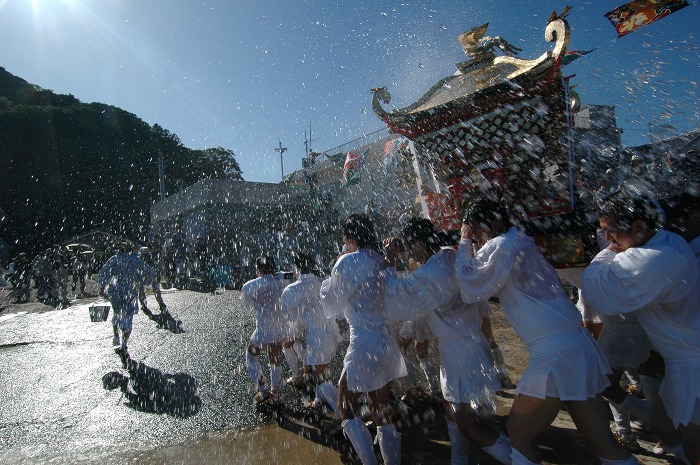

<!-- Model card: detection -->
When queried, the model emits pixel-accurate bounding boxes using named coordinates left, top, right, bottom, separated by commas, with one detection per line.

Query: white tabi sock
left=599, top=456, right=639, bottom=465
left=666, top=442, right=691, bottom=465
left=639, top=374, right=661, bottom=404
left=292, top=340, right=306, bottom=365
left=342, top=418, right=378, bottom=465
left=511, top=448, right=540, bottom=465
left=245, top=351, right=265, bottom=391
left=282, top=347, right=299, bottom=376
left=619, top=395, right=652, bottom=424
left=316, top=381, right=340, bottom=416
left=482, top=432, right=513, bottom=465
left=624, top=368, right=641, bottom=387
left=376, top=423, right=401, bottom=465
left=269, top=364, right=282, bottom=391
left=446, top=418, right=469, bottom=465
left=419, top=357, right=441, bottom=393
left=609, top=401, right=632, bottom=435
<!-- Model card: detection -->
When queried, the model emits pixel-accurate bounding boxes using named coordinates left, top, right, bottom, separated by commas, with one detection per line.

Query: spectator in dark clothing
left=12, top=253, right=32, bottom=303
left=138, top=238, right=168, bottom=314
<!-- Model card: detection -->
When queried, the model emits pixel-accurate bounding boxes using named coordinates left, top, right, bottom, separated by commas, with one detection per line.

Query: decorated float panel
left=372, top=10, right=594, bottom=267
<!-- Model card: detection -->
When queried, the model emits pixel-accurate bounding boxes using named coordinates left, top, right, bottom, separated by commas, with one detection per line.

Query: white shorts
left=659, top=359, right=700, bottom=428
left=517, top=327, right=611, bottom=401
left=342, top=323, right=407, bottom=392
left=110, top=298, right=138, bottom=331
left=439, top=332, right=500, bottom=408
left=306, top=323, right=343, bottom=366
left=250, top=325, right=289, bottom=347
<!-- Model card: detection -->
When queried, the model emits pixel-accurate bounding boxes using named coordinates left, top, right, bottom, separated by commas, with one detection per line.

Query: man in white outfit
left=583, top=184, right=700, bottom=464
left=280, top=250, right=343, bottom=416
left=384, top=218, right=512, bottom=465
left=321, top=213, right=407, bottom=465
left=241, top=255, right=291, bottom=404
left=455, top=198, right=637, bottom=465
left=97, top=244, right=155, bottom=359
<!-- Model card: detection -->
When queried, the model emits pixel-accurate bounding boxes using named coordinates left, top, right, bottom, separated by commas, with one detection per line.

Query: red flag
left=605, top=0, right=689, bottom=38
left=341, top=149, right=369, bottom=186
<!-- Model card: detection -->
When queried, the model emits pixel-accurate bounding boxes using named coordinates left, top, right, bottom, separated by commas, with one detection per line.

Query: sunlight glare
left=30, top=0, right=79, bottom=14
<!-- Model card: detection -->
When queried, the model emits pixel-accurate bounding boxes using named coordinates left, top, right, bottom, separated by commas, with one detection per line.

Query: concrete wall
left=149, top=179, right=341, bottom=286
left=151, top=179, right=306, bottom=224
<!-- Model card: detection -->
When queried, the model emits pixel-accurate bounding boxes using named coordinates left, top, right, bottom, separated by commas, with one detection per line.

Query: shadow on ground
left=102, top=358, right=200, bottom=418
left=141, top=307, right=185, bottom=333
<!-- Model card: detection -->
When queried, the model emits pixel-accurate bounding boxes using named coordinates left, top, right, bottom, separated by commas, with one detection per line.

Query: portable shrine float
left=372, top=10, right=595, bottom=268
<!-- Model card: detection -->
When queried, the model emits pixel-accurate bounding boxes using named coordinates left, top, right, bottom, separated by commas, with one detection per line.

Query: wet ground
left=0, top=282, right=679, bottom=465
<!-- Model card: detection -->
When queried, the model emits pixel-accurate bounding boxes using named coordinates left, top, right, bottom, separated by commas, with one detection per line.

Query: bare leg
left=481, top=316, right=496, bottom=346
left=679, top=422, right=700, bottom=465
left=445, top=399, right=499, bottom=447
left=584, top=322, right=604, bottom=340
left=652, top=395, right=693, bottom=464
left=507, top=394, right=562, bottom=462
left=338, top=372, right=362, bottom=420
left=566, top=395, right=632, bottom=460
left=651, top=394, right=682, bottom=448
left=266, top=342, right=283, bottom=392
left=366, top=383, right=394, bottom=426
left=121, top=330, right=131, bottom=349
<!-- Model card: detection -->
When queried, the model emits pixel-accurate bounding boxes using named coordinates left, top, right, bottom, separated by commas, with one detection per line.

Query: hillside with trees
left=0, top=67, right=243, bottom=255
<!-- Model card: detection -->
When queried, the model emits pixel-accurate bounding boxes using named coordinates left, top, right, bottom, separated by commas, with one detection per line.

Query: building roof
left=629, top=127, right=700, bottom=154
left=151, top=179, right=307, bottom=223
left=372, top=18, right=569, bottom=138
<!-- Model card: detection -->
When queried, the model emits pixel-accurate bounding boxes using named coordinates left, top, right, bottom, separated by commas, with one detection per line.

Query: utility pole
left=275, top=140, right=287, bottom=182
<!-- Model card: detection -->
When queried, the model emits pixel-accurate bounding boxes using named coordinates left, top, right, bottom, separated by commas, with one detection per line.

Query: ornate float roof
left=372, top=17, right=570, bottom=139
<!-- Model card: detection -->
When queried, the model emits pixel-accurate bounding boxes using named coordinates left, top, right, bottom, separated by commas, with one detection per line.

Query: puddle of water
left=123, top=425, right=346, bottom=465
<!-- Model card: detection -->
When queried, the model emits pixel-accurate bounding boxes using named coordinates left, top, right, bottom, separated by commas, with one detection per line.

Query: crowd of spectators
left=2, top=245, right=94, bottom=307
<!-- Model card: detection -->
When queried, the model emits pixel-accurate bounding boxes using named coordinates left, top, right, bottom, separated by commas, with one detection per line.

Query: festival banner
left=604, top=0, right=689, bottom=38
left=561, top=49, right=596, bottom=66
left=382, top=136, right=410, bottom=174
left=341, top=149, right=369, bottom=186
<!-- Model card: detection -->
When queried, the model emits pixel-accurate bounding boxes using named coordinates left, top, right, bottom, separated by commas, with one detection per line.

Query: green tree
left=0, top=67, right=244, bottom=254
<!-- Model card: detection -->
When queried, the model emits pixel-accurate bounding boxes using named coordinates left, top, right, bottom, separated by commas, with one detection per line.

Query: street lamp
left=275, top=140, right=287, bottom=182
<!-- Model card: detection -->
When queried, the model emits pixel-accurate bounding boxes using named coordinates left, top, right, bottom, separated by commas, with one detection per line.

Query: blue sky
left=1, top=0, right=697, bottom=183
